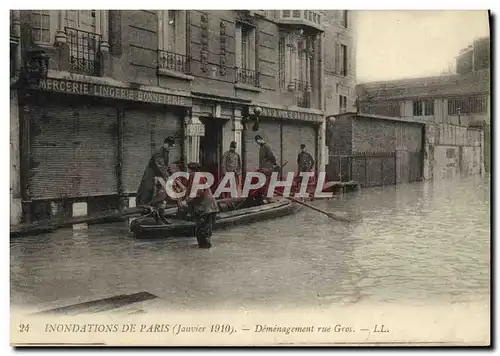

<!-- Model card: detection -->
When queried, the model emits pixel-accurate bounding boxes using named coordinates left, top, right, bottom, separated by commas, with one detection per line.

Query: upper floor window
left=65, top=10, right=101, bottom=76
left=448, top=95, right=488, bottom=115
left=412, top=99, right=434, bottom=116
left=31, top=10, right=51, bottom=44
left=158, top=10, right=188, bottom=74
left=335, top=43, right=348, bottom=76
left=235, top=21, right=258, bottom=86
left=340, top=10, right=348, bottom=28
left=279, top=30, right=316, bottom=92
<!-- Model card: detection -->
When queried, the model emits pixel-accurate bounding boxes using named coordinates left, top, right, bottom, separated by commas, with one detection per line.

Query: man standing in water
left=221, top=141, right=242, bottom=198
left=136, top=136, right=176, bottom=221
left=178, top=162, right=219, bottom=249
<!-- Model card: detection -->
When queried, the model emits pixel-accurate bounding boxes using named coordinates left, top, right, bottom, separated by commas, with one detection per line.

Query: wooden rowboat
left=129, top=197, right=302, bottom=239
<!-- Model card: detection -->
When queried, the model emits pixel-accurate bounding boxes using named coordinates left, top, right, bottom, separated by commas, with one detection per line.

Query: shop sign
left=186, top=123, right=205, bottom=136
left=30, top=78, right=192, bottom=107
left=257, top=106, right=323, bottom=122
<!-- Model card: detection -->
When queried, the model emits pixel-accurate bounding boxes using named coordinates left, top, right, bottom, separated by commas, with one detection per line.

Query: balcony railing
left=235, top=67, right=260, bottom=87
left=65, top=27, right=101, bottom=76
left=278, top=10, right=322, bottom=29
left=158, top=50, right=191, bottom=75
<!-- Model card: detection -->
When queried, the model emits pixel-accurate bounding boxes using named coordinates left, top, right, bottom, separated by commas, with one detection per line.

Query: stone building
left=355, top=36, right=490, bottom=182
left=9, top=9, right=357, bottom=224
left=328, top=113, right=424, bottom=187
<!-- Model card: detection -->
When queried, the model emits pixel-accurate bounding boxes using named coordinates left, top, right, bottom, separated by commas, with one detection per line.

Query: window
left=31, top=10, right=51, bottom=44
left=157, top=11, right=188, bottom=74
left=412, top=100, right=423, bottom=116
left=158, top=11, right=186, bottom=55
left=424, top=99, right=434, bottom=116
left=412, top=99, right=434, bottom=117
left=335, top=43, right=347, bottom=76
left=235, top=22, right=257, bottom=86
left=236, top=22, right=255, bottom=70
left=279, top=30, right=316, bottom=92
left=341, top=10, right=348, bottom=28
left=339, top=95, right=347, bottom=112
left=65, top=10, right=101, bottom=75
left=448, top=95, right=488, bottom=115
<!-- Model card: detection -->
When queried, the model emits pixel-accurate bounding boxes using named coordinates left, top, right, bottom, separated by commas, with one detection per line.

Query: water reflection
left=10, top=176, right=490, bottom=310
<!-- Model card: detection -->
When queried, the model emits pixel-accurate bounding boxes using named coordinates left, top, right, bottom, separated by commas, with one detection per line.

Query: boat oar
left=275, top=191, right=356, bottom=223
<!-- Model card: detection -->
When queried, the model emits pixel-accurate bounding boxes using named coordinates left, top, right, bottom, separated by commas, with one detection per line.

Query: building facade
left=327, top=113, right=424, bottom=188
left=355, top=36, right=490, bottom=183
left=10, top=9, right=357, bottom=224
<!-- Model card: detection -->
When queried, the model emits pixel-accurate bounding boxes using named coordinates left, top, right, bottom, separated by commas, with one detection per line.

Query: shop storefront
left=21, top=77, right=191, bottom=222
left=243, top=106, right=323, bottom=176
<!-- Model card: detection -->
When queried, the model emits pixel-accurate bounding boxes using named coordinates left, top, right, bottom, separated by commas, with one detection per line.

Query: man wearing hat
left=178, top=162, right=219, bottom=248
left=295, top=143, right=315, bottom=195
left=255, top=135, right=278, bottom=172
left=136, top=136, right=176, bottom=220
left=297, top=144, right=314, bottom=173
left=221, top=141, right=242, bottom=198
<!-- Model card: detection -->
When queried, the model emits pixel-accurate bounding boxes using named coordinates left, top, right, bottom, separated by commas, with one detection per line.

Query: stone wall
left=424, top=122, right=484, bottom=180
left=10, top=90, right=22, bottom=225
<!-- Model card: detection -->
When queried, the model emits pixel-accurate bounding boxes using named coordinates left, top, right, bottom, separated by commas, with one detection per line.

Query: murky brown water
left=10, top=176, right=490, bottom=311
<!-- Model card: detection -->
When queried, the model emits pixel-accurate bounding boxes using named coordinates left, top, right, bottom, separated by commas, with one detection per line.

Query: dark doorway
left=200, top=118, right=224, bottom=189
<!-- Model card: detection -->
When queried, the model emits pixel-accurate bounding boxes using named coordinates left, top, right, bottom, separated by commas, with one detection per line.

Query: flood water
left=10, top=176, right=490, bottom=312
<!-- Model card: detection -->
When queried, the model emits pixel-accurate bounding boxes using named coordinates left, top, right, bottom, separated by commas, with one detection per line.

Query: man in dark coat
left=295, top=143, right=315, bottom=195
left=221, top=141, right=242, bottom=198
left=297, top=144, right=315, bottom=173
left=255, top=135, right=278, bottom=172
left=135, top=136, right=176, bottom=215
left=178, top=162, right=219, bottom=249
left=251, top=135, right=280, bottom=203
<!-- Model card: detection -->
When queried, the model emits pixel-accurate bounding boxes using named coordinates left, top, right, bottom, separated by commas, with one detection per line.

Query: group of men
left=135, top=134, right=315, bottom=249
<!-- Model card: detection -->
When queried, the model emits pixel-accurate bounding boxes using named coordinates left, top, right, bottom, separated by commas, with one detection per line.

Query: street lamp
left=242, top=106, right=262, bottom=131
left=252, top=106, right=262, bottom=131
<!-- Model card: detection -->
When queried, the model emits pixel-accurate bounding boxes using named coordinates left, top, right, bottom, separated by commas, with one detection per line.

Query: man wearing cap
left=178, top=162, right=219, bottom=248
left=251, top=135, right=280, bottom=203
left=221, top=141, right=242, bottom=198
left=295, top=144, right=315, bottom=196
left=297, top=144, right=314, bottom=173
left=255, top=135, right=278, bottom=172
left=136, top=136, right=176, bottom=220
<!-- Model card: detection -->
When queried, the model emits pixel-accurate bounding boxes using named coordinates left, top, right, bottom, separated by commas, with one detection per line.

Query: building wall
left=10, top=89, right=22, bottom=225
left=425, top=123, right=484, bottom=180
left=12, top=10, right=343, bottom=224
left=322, top=10, right=357, bottom=116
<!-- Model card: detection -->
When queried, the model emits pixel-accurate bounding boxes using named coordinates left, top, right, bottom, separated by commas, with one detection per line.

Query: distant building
left=355, top=35, right=490, bottom=182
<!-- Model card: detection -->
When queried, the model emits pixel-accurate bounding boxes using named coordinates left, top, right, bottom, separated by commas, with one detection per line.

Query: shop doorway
left=200, top=118, right=224, bottom=189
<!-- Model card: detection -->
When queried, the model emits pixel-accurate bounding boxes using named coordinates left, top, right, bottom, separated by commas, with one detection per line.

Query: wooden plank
left=34, top=292, right=159, bottom=316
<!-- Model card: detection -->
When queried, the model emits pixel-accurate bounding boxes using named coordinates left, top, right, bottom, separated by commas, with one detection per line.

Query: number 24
left=18, top=324, right=30, bottom=332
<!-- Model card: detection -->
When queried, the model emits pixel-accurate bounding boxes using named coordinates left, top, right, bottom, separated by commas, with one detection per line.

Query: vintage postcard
left=9, top=9, right=490, bottom=347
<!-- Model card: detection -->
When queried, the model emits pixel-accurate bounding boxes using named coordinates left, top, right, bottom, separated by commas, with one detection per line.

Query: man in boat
left=295, top=143, right=315, bottom=194
left=178, top=162, right=219, bottom=249
left=249, top=135, right=280, bottom=204
left=136, top=136, right=176, bottom=221
left=221, top=141, right=242, bottom=198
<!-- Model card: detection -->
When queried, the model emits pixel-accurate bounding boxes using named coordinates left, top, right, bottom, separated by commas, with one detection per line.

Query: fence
left=327, top=151, right=423, bottom=188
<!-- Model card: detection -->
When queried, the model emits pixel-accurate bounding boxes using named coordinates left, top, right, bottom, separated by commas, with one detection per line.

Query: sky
left=355, top=10, right=490, bottom=82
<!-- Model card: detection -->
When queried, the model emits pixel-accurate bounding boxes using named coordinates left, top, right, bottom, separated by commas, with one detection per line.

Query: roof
left=333, top=111, right=425, bottom=125
left=357, top=69, right=490, bottom=100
